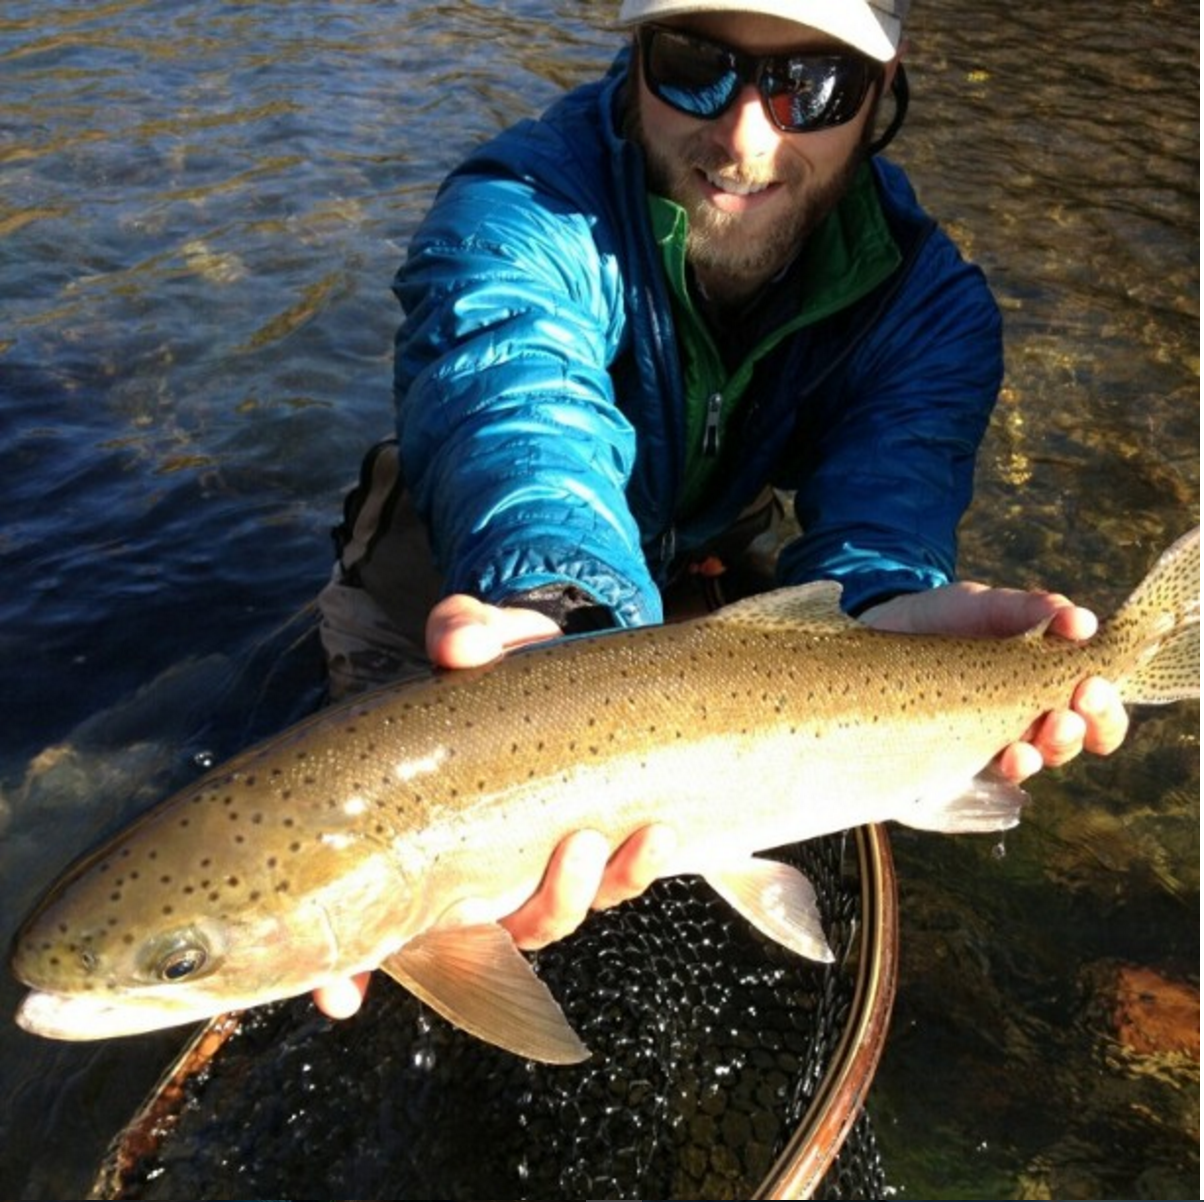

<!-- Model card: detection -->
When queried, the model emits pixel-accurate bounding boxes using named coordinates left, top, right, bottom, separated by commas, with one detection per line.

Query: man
left=313, top=0, right=1127, bottom=1019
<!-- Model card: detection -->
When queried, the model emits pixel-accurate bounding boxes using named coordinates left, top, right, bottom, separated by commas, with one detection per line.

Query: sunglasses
left=636, top=25, right=883, bottom=134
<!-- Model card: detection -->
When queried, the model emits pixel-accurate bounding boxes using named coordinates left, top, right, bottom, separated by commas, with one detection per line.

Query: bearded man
left=313, top=1, right=1127, bottom=1017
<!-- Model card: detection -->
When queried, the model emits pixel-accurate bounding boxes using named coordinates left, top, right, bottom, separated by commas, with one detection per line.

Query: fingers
left=501, top=830, right=610, bottom=950
left=594, top=824, right=677, bottom=911
left=426, top=594, right=562, bottom=669
left=1073, top=675, right=1128, bottom=755
left=312, top=971, right=371, bottom=1020
left=501, top=825, right=676, bottom=951
left=862, top=583, right=1095, bottom=640
left=995, top=739, right=1046, bottom=784
left=996, top=676, right=1128, bottom=783
left=1042, top=602, right=1099, bottom=643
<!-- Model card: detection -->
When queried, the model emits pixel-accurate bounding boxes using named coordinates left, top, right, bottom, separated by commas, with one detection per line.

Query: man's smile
left=697, top=168, right=782, bottom=211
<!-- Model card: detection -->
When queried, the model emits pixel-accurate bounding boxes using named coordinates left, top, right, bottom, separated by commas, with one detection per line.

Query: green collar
left=647, top=162, right=902, bottom=517
left=648, top=160, right=901, bottom=333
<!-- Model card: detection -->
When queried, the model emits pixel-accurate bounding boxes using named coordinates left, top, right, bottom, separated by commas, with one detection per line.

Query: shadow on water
left=0, top=0, right=1197, bottom=1198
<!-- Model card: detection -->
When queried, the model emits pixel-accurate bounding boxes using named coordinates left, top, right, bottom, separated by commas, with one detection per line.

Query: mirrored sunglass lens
left=765, top=59, right=865, bottom=131
left=647, top=34, right=739, bottom=117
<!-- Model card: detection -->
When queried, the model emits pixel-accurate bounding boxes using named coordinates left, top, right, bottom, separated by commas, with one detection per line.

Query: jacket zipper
left=702, top=391, right=723, bottom=456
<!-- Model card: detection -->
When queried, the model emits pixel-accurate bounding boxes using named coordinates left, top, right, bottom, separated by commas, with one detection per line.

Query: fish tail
left=1098, top=527, right=1200, bottom=705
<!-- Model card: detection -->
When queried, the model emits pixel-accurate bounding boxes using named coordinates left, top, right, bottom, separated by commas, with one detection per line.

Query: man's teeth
left=704, top=171, right=771, bottom=196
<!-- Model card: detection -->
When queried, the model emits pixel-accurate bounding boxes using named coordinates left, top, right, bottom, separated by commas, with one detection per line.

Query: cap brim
left=616, top=1, right=900, bottom=62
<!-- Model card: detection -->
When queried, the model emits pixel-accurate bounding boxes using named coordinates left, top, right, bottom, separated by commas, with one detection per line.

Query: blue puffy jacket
left=393, top=53, right=1003, bottom=627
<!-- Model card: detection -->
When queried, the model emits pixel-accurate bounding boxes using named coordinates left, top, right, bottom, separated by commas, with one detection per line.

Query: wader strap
left=333, top=438, right=404, bottom=582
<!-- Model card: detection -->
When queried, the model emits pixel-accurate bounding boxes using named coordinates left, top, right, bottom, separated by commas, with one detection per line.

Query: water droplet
left=193, top=750, right=216, bottom=770
left=991, top=839, right=1007, bottom=860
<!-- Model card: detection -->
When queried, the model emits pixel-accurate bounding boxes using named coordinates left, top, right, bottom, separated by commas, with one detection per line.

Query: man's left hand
left=860, top=582, right=1129, bottom=781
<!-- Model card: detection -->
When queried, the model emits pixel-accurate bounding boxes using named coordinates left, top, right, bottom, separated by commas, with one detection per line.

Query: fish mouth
left=15, top=987, right=230, bottom=1041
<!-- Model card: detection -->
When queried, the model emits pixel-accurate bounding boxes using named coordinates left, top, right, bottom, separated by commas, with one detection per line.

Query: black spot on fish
left=162, top=905, right=174, bottom=916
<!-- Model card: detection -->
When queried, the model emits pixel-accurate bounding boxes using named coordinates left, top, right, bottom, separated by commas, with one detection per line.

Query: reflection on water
left=0, top=0, right=1197, bottom=1198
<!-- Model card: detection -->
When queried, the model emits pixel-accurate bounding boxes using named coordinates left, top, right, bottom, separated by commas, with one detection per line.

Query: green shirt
left=648, top=162, right=902, bottom=515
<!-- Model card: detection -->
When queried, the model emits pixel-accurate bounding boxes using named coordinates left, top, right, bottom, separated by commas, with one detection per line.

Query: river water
left=0, top=1, right=1197, bottom=1198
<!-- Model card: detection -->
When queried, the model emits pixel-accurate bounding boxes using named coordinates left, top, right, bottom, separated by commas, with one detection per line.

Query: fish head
left=10, top=770, right=404, bottom=1040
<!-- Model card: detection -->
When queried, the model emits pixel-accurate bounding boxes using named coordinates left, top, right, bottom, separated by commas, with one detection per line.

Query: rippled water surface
left=1, top=1, right=1197, bottom=1198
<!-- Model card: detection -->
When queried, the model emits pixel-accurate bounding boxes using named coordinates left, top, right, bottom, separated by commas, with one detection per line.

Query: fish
left=10, top=528, right=1200, bottom=1063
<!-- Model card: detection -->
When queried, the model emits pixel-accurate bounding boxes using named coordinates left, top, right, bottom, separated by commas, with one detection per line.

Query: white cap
left=616, top=1, right=909, bottom=62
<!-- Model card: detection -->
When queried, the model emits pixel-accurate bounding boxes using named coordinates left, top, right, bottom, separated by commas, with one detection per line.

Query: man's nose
left=711, top=84, right=781, bottom=160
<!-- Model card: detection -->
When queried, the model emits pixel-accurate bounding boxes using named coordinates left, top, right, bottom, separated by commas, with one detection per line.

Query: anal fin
left=898, top=773, right=1029, bottom=833
left=381, top=921, right=589, bottom=1065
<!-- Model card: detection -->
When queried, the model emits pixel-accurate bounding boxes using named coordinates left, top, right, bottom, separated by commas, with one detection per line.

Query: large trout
left=11, top=529, right=1200, bottom=1062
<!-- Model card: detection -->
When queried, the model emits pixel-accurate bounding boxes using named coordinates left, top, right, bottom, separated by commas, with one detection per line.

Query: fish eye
left=137, top=926, right=223, bottom=985
left=157, top=945, right=207, bottom=982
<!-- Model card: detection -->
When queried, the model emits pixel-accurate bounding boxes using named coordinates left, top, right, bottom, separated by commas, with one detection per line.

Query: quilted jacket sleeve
left=392, top=128, right=663, bottom=628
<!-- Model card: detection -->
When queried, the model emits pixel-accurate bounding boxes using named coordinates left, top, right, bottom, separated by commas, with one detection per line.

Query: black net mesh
left=92, top=831, right=889, bottom=1201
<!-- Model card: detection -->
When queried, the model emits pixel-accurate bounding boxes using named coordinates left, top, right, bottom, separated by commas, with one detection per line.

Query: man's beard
left=624, top=88, right=877, bottom=301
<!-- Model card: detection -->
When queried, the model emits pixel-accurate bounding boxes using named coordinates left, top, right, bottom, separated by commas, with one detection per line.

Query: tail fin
left=1101, top=528, right=1200, bottom=705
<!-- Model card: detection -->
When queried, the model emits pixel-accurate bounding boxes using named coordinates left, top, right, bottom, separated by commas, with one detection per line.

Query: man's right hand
left=423, top=593, right=564, bottom=667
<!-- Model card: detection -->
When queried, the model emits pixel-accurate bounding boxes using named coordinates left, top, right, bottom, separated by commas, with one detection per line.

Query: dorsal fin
left=707, top=580, right=858, bottom=634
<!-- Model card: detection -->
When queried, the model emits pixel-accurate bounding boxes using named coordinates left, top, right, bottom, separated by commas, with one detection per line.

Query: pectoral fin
left=380, top=922, right=589, bottom=1065
left=704, top=858, right=834, bottom=963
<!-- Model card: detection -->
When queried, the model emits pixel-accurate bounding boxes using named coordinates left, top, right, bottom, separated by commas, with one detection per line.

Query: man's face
left=629, top=13, right=892, bottom=304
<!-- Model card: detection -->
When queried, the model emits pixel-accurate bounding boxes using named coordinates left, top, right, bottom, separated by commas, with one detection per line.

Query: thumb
left=427, top=595, right=561, bottom=669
